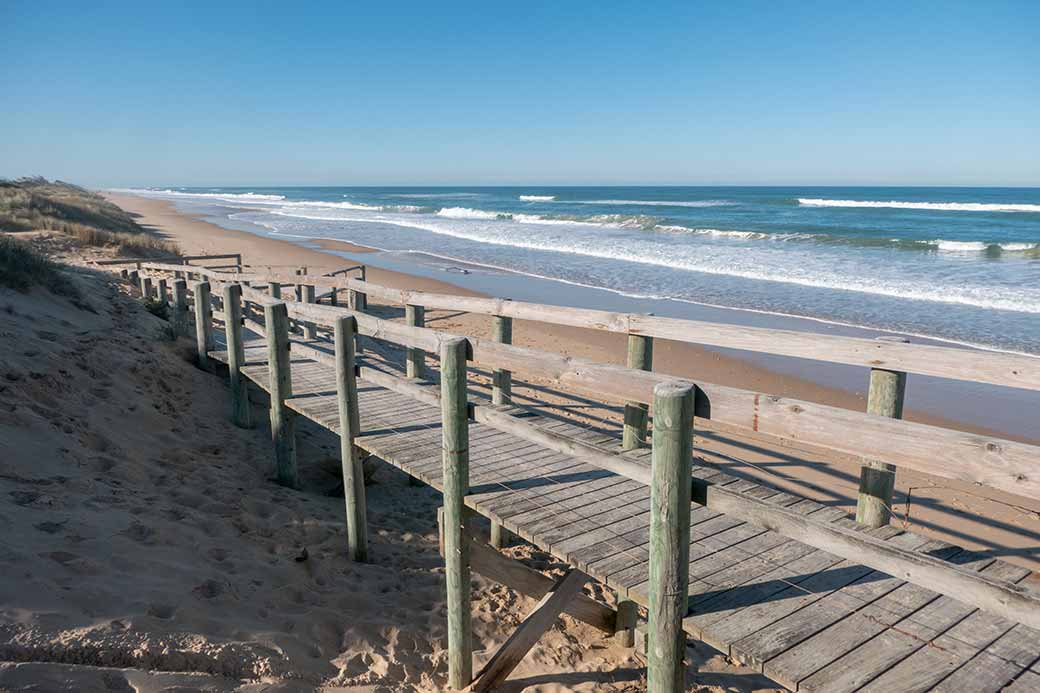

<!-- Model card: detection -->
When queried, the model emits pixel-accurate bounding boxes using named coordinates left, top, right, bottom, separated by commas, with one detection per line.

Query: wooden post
left=856, top=337, right=910, bottom=528
left=119, top=268, right=128, bottom=281
left=302, top=284, right=318, bottom=339
left=265, top=302, right=297, bottom=488
left=223, top=284, right=252, bottom=429
left=616, top=597, right=639, bottom=648
left=334, top=315, right=368, bottom=562
left=348, top=282, right=365, bottom=355
left=269, top=281, right=281, bottom=299
left=623, top=333, right=654, bottom=450
left=492, top=313, right=513, bottom=405
left=441, top=336, right=472, bottom=689
left=406, top=304, right=426, bottom=379
left=172, top=279, right=187, bottom=335
left=193, top=281, right=213, bottom=369
left=648, top=381, right=694, bottom=693
left=157, top=278, right=168, bottom=306
left=489, top=312, right=514, bottom=546
left=140, top=275, right=153, bottom=301
left=128, top=270, right=139, bottom=291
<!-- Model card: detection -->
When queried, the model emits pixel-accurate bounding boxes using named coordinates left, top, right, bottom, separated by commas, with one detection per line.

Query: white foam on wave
left=121, top=188, right=286, bottom=203
left=519, top=195, right=555, bottom=201
left=436, top=207, right=508, bottom=220
left=799, top=198, right=1040, bottom=213
left=572, top=199, right=735, bottom=208
left=309, top=212, right=1038, bottom=314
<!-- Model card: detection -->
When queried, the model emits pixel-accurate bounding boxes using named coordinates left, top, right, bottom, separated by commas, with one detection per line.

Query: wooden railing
left=121, top=262, right=1040, bottom=688
left=136, top=261, right=1040, bottom=504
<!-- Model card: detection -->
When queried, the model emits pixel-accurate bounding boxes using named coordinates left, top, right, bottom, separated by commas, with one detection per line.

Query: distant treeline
left=0, top=177, right=177, bottom=257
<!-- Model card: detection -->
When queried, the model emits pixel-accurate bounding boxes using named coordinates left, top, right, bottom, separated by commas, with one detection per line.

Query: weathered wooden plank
left=472, top=569, right=588, bottom=692
left=441, top=336, right=473, bottom=690
left=796, top=557, right=1018, bottom=693
left=761, top=545, right=971, bottom=690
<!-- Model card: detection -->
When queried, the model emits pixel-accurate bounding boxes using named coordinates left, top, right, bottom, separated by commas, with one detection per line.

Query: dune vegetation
left=0, top=177, right=178, bottom=257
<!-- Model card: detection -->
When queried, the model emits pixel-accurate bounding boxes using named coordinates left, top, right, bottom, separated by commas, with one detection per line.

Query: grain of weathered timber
left=699, top=482, right=1040, bottom=631
left=492, top=313, right=513, bottom=405
left=465, top=532, right=615, bottom=633
left=441, top=336, right=472, bottom=689
left=335, top=315, right=368, bottom=562
left=192, top=281, right=213, bottom=368
left=265, top=302, right=297, bottom=488
left=472, top=569, right=588, bottom=692
left=405, top=304, right=426, bottom=379
left=648, top=381, right=695, bottom=693
left=616, top=597, right=638, bottom=647
left=172, top=279, right=188, bottom=336
left=623, top=333, right=653, bottom=450
left=857, top=345, right=908, bottom=527
left=301, top=284, right=318, bottom=339
left=222, top=284, right=252, bottom=429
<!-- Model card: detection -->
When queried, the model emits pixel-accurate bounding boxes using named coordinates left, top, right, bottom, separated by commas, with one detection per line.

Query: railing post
left=140, top=275, right=153, bottom=301
left=489, top=310, right=514, bottom=547
left=648, top=381, right=694, bottom=693
left=223, top=284, right=252, bottom=429
left=172, top=279, right=187, bottom=335
left=623, top=333, right=654, bottom=449
left=269, top=281, right=281, bottom=299
left=492, top=312, right=513, bottom=405
left=128, top=269, right=139, bottom=290
left=193, top=281, right=213, bottom=369
left=406, top=304, right=426, bottom=379
left=265, top=302, right=297, bottom=488
left=157, top=278, right=168, bottom=306
left=856, top=337, right=909, bottom=528
left=335, top=315, right=368, bottom=561
left=119, top=268, right=129, bottom=281
left=348, top=279, right=366, bottom=354
left=441, top=336, right=472, bottom=689
left=301, top=284, right=318, bottom=339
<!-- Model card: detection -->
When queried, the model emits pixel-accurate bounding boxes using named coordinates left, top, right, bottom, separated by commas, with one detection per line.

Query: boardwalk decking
left=211, top=335, right=1040, bottom=692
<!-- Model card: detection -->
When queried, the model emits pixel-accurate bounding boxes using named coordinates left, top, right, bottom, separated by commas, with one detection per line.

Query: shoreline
left=103, top=191, right=1036, bottom=445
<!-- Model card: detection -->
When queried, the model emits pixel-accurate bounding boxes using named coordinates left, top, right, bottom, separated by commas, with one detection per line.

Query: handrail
left=156, top=264, right=1040, bottom=504
left=145, top=261, right=1039, bottom=391
left=94, top=253, right=242, bottom=266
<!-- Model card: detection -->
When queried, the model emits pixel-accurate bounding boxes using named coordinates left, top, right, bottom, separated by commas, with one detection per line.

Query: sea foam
left=799, top=198, right=1040, bottom=213
left=519, top=195, right=555, bottom=201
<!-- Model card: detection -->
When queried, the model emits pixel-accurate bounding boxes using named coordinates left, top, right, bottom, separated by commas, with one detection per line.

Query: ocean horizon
left=121, top=185, right=1040, bottom=356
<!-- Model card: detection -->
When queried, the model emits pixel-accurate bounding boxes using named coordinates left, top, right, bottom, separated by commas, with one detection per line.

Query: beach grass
left=0, top=234, right=79, bottom=297
left=0, top=177, right=179, bottom=257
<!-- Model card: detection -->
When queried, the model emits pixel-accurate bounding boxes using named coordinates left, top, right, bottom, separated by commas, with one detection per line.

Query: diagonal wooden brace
left=437, top=508, right=616, bottom=635
left=469, top=569, right=589, bottom=692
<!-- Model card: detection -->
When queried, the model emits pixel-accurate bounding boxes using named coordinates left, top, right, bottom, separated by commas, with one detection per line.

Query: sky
left=2, top=1, right=1038, bottom=187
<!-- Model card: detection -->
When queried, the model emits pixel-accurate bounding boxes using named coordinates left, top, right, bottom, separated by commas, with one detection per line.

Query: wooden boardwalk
left=210, top=335, right=1040, bottom=692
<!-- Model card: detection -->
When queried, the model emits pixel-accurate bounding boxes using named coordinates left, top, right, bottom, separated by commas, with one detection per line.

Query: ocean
left=122, top=186, right=1040, bottom=355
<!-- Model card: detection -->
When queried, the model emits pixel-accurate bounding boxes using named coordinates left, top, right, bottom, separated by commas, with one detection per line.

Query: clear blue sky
left=2, top=1, right=1037, bottom=187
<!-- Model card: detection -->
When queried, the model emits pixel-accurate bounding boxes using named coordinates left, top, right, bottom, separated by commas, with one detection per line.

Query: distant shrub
left=0, top=235, right=79, bottom=297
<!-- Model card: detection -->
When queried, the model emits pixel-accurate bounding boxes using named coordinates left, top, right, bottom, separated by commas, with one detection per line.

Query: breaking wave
left=799, top=198, right=1040, bottom=213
